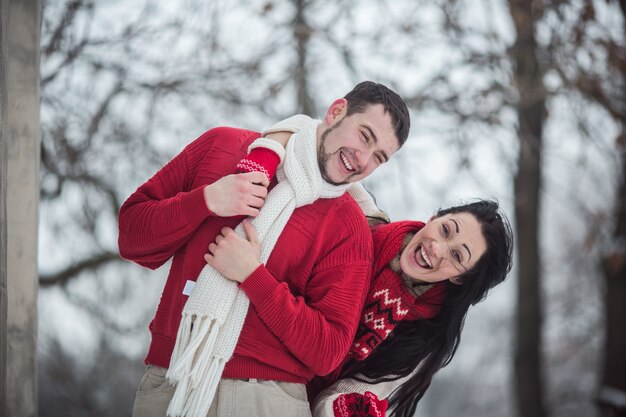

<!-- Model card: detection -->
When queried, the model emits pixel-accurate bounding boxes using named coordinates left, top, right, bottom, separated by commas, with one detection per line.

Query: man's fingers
left=251, top=184, right=268, bottom=198
left=208, top=243, right=217, bottom=254
left=245, top=207, right=260, bottom=217
left=248, top=196, right=265, bottom=209
left=244, top=171, right=270, bottom=187
left=242, top=219, right=259, bottom=243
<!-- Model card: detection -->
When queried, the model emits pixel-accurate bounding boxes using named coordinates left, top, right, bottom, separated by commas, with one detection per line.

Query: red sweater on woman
left=118, top=127, right=372, bottom=383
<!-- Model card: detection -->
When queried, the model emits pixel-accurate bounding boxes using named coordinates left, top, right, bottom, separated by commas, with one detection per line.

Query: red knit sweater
left=118, top=127, right=373, bottom=383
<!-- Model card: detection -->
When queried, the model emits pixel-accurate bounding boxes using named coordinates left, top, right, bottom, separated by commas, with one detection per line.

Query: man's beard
left=317, top=119, right=353, bottom=186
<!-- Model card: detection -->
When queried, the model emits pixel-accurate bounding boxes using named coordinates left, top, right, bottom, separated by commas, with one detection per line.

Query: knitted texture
left=236, top=137, right=285, bottom=181
left=166, top=119, right=350, bottom=417
left=248, top=136, right=286, bottom=163
left=313, top=371, right=415, bottom=417
left=350, top=221, right=445, bottom=361
left=264, top=115, right=388, bottom=220
left=262, top=114, right=314, bottom=137
left=333, top=391, right=388, bottom=417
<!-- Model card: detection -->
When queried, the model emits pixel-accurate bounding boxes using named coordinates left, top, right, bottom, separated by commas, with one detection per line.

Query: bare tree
left=39, top=335, right=142, bottom=417
left=533, top=1, right=625, bottom=415
left=587, top=1, right=626, bottom=415
left=509, top=1, right=548, bottom=416
left=0, top=0, right=9, bottom=414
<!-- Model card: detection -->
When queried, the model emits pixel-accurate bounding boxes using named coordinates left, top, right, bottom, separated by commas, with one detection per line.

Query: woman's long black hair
left=344, top=200, right=514, bottom=417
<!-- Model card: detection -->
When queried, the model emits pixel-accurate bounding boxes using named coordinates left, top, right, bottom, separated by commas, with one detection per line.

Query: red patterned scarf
left=349, top=221, right=446, bottom=361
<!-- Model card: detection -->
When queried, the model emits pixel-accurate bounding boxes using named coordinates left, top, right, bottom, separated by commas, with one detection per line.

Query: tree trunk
left=4, top=1, right=41, bottom=416
left=0, top=0, right=9, bottom=415
left=598, top=146, right=626, bottom=417
left=597, top=3, right=626, bottom=415
left=508, top=1, right=547, bottom=417
left=293, top=0, right=314, bottom=115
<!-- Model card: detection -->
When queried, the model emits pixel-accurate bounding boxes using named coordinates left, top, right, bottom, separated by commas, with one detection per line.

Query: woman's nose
left=430, top=240, right=443, bottom=260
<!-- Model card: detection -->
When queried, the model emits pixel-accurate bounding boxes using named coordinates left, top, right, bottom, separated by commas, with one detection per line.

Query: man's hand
left=203, top=172, right=269, bottom=217
left=204, top=220, right=261, bottom=283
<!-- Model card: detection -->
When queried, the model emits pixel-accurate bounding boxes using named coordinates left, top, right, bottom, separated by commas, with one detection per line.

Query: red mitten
left=333, top=391, right=388, bottom=417
left=235, top=138, right=285, bottom=181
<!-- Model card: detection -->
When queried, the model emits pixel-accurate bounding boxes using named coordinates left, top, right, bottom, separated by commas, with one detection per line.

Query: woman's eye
left=453, top=250, right=462, bottom=263
left=443, top=224, right=449, bottom=237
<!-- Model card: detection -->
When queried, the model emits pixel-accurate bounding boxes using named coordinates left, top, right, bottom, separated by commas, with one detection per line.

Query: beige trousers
left=132, top=365, right=312, bottom=417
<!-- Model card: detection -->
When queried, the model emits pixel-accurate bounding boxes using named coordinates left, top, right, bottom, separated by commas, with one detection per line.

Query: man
left=118, top=81, right=410, bottom=417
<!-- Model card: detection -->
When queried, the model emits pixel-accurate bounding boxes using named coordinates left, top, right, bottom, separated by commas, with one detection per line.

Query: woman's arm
left=313, top=374, right=410, bottom=417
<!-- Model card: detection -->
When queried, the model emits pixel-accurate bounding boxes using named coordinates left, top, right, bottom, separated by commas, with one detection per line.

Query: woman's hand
left=264, top=130, right=292, bottom=147
left=333, top=391, right=388, bottom=417
left=204, top=219, right=261, bottom=283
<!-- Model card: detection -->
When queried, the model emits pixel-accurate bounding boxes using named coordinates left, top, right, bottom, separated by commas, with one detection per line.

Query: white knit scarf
left=166, top=117, right=350, bottom=417
left=264, top=115, right=385, bottom=221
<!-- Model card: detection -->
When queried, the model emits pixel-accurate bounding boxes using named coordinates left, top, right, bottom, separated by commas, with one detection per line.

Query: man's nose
left=354, top=148, right=374, bottom=168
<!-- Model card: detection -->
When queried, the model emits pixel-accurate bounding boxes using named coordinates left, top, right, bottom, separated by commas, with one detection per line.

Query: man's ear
left=449, top=276, right=463, bottom=285
left=324, top=98, right=348, bottom=127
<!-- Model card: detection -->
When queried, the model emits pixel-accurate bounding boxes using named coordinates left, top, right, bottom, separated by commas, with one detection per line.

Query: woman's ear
left=449, top=276, right=463, bottom=285
left=323, top=98, right=348, bottom=126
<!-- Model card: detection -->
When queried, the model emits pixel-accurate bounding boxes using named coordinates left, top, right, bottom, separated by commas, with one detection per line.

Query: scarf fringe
left=167, top=273, right=240, bottom=411
left=167, top=357, right=226, bottom=417
left=168, top=315, right=217, bottom=380
left=166, top=313, right=225, bottom=417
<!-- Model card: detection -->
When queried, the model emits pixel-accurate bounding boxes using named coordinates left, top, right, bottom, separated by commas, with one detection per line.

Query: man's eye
left=361, top=132, right=370, bottom=143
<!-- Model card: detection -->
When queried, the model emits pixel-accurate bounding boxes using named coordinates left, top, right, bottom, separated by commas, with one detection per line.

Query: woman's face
left=400, top=212, right=487, bottom=284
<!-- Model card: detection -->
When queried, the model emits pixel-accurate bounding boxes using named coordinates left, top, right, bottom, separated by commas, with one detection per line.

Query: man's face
left=317, top=101, right=401, bottom=185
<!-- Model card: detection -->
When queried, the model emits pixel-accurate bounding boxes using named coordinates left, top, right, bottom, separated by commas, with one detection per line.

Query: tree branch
left=39, top=252, right=121, bottom=287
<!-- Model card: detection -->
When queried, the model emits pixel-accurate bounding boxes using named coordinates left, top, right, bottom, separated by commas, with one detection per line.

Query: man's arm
left=205, top=203, right=372, bottom=375
left=240, top=256, right=371, bottom=376
left=118, top=127, right=270, bottom=269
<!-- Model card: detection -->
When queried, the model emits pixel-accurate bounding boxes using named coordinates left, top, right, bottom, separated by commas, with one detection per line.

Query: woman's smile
left=400, top=213, right=487, bottom=284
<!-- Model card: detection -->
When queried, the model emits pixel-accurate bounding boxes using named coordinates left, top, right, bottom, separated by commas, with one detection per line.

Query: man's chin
left=319, top=161, right=353, bottom=186
left=321, top=172, right=352, bottom=186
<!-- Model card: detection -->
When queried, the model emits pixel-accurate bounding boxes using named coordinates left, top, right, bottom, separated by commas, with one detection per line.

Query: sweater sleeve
left=118, top=129, right=223, bottom=269
left=239, top=204, right=372, bottom=376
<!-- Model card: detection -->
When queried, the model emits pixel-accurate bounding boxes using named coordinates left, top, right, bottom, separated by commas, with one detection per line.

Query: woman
left=310, top=198, right=513, bottom=417
left=206, top=121, right=514, bottom=417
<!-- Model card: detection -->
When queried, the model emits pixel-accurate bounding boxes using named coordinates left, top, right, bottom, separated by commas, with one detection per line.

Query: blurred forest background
left=32, top=0, right=625, bottom=416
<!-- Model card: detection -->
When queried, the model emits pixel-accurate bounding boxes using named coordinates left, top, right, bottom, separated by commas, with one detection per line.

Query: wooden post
left=4, top=1, right=41, bottom=416
left=0, top=0, right=9, bottom=415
